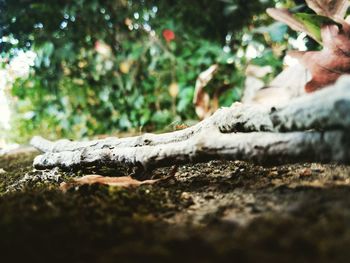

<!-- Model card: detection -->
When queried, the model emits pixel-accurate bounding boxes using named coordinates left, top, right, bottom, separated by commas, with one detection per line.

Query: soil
left=1, top=150, right=350, bottom=263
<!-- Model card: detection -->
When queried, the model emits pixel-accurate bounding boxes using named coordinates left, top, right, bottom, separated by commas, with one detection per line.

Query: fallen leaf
left=245, top=65, right=273, bottom=78
left=289, top=23, right=350, bottom=92
left=242, top=64, right=272, bottom=104
left=242, top=76, right=265, bottom=104
left=60, top=175, right=158, bottom=192
left=193, top=64, right=218, bottom=119
left=267, top=1, right=350, bottom=92
left=305, top=0, right=350, bottom=20
left=243, top=63, right=308, bottom=106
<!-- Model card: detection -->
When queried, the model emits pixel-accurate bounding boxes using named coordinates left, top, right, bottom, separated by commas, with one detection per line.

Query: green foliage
left=1, top=0, right=291, bottom=141
left=294, top=13, right=339, bottom=44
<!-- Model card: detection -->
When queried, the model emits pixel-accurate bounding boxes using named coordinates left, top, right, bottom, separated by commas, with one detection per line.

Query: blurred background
left=0, top=0, right=313, bottom=145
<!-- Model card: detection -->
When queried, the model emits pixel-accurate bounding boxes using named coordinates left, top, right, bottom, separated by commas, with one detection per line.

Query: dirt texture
left=1, top=150, right=350, bottom=263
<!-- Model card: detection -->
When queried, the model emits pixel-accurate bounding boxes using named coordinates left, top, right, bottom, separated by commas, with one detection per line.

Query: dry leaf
left=289, top=23, right=350, bottom=92
left=242, top=65, right=272, bottom=104
left=193, top=64, right=218, bottom=119
left=245, top=65, right=273, bottom=78
left=194, top=93, right=210, bottom=120
left=305, top=0, right=350, bottom=20
left=241, top=76, right=265, bottom=104
left=60, top=175, right=158, bottom=192
left=243, top=63, right=308, bottom=106
left=267, top=1, right=350, bottom=92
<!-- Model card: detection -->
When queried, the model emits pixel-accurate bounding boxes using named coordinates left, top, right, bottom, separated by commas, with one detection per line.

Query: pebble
left=0, top=168, right=6, bottom=174
left=310, top=163, right=325, bottom=173
left=268, top=171, right=278, bottom=177
left=180, top=192, right=191, bottom=200
left=204, top=194, right=215, bottom=200
left=300, top=168, right=312, bottom=177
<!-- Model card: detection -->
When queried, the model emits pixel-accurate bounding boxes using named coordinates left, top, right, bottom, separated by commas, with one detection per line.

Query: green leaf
left=294, top=13, right=335, bottom=44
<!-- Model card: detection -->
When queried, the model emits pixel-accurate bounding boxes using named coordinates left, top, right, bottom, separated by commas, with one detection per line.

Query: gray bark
left=33, top=130, right=350, bottom=171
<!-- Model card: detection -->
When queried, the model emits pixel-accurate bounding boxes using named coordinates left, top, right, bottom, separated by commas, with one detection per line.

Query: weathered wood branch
left=31, top=77, right=350, bottom=171
left=31, top=77, right=350, bottom=153
left=33, top=130, right=349, bottom=170
left=30, top=104, right=272, bottom=153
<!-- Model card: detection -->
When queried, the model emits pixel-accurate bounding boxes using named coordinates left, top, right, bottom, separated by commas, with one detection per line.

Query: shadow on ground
left=1, top=151, right=350, bottom=262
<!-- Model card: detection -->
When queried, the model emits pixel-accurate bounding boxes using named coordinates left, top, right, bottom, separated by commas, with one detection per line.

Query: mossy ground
left=1, top=151, right=350, bottom=262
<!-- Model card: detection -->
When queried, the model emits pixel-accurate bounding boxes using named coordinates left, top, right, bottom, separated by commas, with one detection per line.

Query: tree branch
left=30, top=77, right=350, bottom=171
left=32, top=130, right=349, bottom=170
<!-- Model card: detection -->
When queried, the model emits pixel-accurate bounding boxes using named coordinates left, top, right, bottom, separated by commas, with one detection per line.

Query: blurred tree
left=0, top=0, right=291, bottom=141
